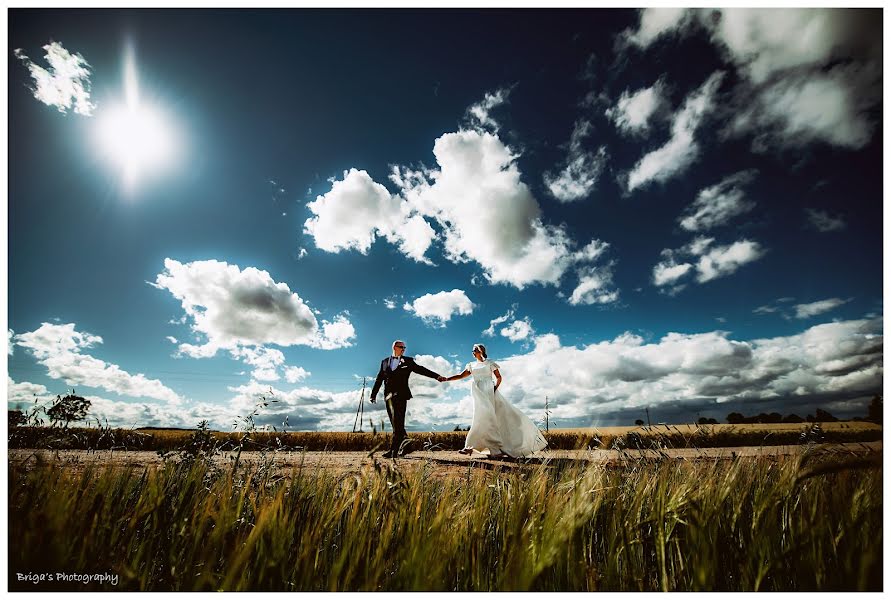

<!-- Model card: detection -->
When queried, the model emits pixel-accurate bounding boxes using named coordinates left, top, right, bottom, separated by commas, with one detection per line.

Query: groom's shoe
left=381, top=450, right=396, bottom=459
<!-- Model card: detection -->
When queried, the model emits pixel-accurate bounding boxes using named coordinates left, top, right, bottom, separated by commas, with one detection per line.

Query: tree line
left=634, top=395, right=882, bottom=427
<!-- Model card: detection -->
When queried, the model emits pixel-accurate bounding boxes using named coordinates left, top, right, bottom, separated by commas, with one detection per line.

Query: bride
left=441, top=343, right=547, bottom=458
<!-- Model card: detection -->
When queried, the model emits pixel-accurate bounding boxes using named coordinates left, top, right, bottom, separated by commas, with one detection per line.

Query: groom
left=370, top=339, right=443, bottom=458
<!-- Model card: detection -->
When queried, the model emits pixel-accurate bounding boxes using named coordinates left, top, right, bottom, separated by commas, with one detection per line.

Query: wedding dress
left=463, top=358, right=547, bottom=457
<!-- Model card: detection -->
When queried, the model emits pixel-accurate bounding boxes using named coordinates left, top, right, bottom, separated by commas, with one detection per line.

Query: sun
left=94, top=44, right=181, bottom=192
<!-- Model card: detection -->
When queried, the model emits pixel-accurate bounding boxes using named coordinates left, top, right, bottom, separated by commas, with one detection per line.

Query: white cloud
left=652, top=260, right=693, bottom=287
left=401, top=353, right=458, bottom=398
left=707, top=8, right=878, bottom=86
left=11, top=317, right=881, bottom=429
left=14, top=42, right=96, bottom=116
left=467, top=87, right=511, bottom=131
left=753, top=304, right=780, bottom=315
left=619, top=7, right=693, bottom=49
left=228, top=380, right=356, bottom=426
left=543, top=119, right=608, bottom=202
left=230, top=346, right=286, bottom=381
left=569, top=264, right=620, bottom=306
left=303, top=168, right=436, bottom=264
left=153, top=258, right=355, bottom=357
left=284, top=366, right=311, bottom=383
left=793, top=298, right=850, bottom=319
left=383, top=296, right=398, bottom=310
left=679, top=170, right=758, bottom=231
left=805, top=208, right=846, bottom=232
left=8, top=329, right=14, bottom=356
left=728, top=62, right=880, bottom=150
left=621, top=8, right=881, bottom=151
left=754, top=297, right=807, bottom=318
left=14, top=323, right=183, bottom=405
left=483, top=307, right=515, bottom=337
left=302, top=91, right=610, bottom=292
left=6, top=377, right=237, bottom=430
left=653, top=236, right=765, bottom=289
left=224, top=352, right=466, bottom=432
left=404, top=289, right=475, bottom=327
left=305, top=90, right=605, bottom=291
left=695, top=239, right=766, bottom=283
left=393, top=128, right=579, bottom=289
left=501, top=318, right=534, bottom=342
left=605, top=80, right=667, bottom=135
left=7, top=377, right=52, bottom=407
left=625, top=72, right=724, bottom=192
left=566, top=240, right=620, bottom=306
left=686, top=236, right=715, bottom=256
left=315, top=315, right=357, bottom=350
left=572, top=239, right=610, bottom=263
left=485, top=316, right=882, bottom=425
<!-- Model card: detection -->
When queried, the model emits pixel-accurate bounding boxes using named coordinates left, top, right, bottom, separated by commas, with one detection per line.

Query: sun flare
left=94, top=44, right=180, bottom=192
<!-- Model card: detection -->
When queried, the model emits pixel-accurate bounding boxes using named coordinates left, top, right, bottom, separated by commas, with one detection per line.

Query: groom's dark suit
left=370, top=356, right=441, bottom=456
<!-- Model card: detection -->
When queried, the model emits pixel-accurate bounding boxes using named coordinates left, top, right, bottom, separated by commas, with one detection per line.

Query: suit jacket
left=371, top=356, right=441, bottom=402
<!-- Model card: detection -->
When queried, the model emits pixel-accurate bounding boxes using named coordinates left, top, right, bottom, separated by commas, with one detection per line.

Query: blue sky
left=7, top=8, right=883, bottom=431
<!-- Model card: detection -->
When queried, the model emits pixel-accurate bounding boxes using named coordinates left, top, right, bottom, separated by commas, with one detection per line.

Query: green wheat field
left=7, top=421, right=883, bottom=591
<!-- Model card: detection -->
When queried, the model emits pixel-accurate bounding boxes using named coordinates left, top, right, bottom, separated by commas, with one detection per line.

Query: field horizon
left=120, top=419, right=881, bottom=434
left=9, top=420, right=882, bottom=453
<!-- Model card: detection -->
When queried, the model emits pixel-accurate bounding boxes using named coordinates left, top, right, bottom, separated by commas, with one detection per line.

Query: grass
left=8, top=446, right=881, bottom=591
left=7, top=420, right=882, bottom=452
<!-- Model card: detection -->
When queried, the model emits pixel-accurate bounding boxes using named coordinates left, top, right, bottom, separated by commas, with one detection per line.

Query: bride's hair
left=473, top=343, right=487, bottom=358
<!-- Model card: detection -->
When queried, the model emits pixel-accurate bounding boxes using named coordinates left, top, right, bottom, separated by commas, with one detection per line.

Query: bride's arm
left=443, top=369, right=471, bottom=382
left=493, top=369, right=502, bottom=391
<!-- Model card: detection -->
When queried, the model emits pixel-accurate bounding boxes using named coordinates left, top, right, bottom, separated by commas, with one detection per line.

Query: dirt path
left=9, top=441, right=882, bottom=477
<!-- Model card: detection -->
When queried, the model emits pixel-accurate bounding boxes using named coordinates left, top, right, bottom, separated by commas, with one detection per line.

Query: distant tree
left=707, top=418, right=719, bottom=424
left=697, top=417, right=710, bottom=425
left=727, top=412, right=744, bottom=424
left=767, top=412, right=783, bottom=424
left=46, top=393, right=90, bottom=428
left=453, top=425, right=464, bottom=431
left=635, top=419, right=645, bottom=426
left=868, top=395, right=882, bottom=424
left=806, top=414, right=815, bottom=423
left=814, top=408, right=838, bottom=422
left=782, top=413, right=805, bottom=423
left=8, top=410, right=26, bottom=428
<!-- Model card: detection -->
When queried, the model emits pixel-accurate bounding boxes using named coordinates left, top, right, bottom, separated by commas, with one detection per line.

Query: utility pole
left=352, top=377, right=366, bottom=433
left=646, top=407, right=651, bottom=427
left=545, top=396, right=549, bottom=432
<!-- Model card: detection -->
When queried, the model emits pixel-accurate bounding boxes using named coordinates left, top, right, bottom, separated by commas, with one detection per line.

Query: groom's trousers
left=384, top=395, right=408, bottom=455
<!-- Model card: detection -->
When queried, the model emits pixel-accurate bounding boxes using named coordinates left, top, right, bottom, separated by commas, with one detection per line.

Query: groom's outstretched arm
left=408, top=358, right=441, bottom=380
left=370, top=360, right=386, bottom=402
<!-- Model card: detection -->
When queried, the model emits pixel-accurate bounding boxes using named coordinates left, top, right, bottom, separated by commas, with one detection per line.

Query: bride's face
left=472, top=348, right=483, bottom=361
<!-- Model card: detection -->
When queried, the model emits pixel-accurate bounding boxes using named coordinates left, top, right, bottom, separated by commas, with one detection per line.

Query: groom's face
left=393, top=342, right=406, bottom=357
